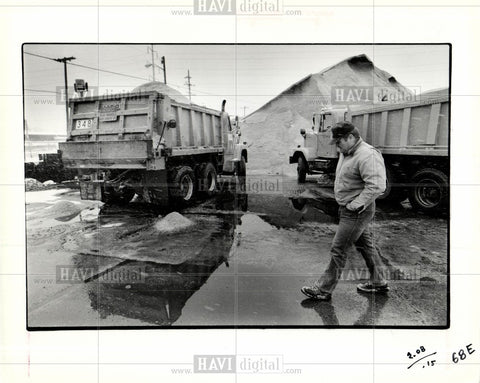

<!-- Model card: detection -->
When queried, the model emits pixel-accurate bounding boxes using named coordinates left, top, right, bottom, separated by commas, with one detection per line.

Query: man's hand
left=346, top=202, right=365, bottom=213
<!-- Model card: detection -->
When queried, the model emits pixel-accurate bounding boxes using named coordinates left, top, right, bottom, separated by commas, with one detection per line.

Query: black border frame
left=22, top=42, right=451, bottom=331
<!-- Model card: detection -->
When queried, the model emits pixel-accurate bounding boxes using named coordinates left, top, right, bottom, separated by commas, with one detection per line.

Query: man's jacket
left=334, top=138, right=387, bottom=209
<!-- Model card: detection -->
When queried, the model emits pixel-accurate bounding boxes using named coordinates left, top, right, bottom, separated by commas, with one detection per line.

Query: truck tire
left=238, top=156, right=246, bottom=177
left=291, top=197, right=307, bottom=211
left=235, top=156, right=247, bottom=185
left=199, top=162, right=217, bottom=197
left=297, top=156, right=307, bottom=183
left=378, top=167, right=407, bottom=203
left=408, top=168, right=448, bottom=212
left=171, top=166, right=195, bottom=202
left=102, top=186, right=135, bottom=205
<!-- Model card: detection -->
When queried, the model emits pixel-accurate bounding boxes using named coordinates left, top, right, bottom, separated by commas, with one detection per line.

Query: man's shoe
left=301, top=286, right=331, bottom=301
left=357, top=282, right=390, bottom=294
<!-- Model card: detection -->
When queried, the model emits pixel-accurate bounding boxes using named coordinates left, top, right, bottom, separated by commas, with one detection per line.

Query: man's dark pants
left=315, top=201, right=387, bottom=294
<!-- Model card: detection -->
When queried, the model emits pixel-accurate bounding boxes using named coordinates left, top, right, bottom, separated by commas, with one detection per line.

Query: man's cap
left=329, top=121, right=356, bottom=145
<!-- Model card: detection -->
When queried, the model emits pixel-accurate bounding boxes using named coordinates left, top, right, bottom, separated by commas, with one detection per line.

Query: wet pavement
left=26, top=176, right=448, bottom=328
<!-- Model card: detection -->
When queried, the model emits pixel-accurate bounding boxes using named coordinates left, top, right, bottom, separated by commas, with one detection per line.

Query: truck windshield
left=319, top=113, right=332, bottom=132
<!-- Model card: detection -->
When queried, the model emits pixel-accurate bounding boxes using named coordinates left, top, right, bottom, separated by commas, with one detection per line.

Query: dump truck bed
left=59, top=91, right=227, bottom=169
left=349, top=96, right=449, bottom=156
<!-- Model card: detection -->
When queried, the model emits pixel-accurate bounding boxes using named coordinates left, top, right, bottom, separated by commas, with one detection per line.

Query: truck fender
left=289, top=148, right=312, bottom=164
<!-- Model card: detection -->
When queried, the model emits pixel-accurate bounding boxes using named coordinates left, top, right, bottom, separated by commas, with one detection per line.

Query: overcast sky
left=23, top=44, right=449, bottom=134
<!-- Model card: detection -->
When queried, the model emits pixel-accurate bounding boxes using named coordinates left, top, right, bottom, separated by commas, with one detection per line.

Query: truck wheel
left=199, top=162, right=217, bottom=197
left=378, top=167, right=407, bottom=203
left=291, top=197, right=307, bottom=211
left=238, top=156, right=246, bottom=177
left=297, top=156, right=307, bottom=183
left=408, top=168, right=448, bottom=212
left=171, top=166, right=195, bottom=202
left=102, top=186, right=135, bottom=205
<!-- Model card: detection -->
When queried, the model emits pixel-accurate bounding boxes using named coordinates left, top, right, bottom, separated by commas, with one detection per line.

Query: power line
left=24, top=88, right=61, bottom=94
left=24, top=50, right=245, bottom=106
left=24, top=51, right=56, bottom=61
left=24, top=51, right=149, bottom=82
left=68, top=61, right=148, bottom=81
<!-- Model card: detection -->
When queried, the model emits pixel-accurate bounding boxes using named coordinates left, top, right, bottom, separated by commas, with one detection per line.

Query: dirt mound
left=242, top=54, right=413, bottom=175
left=154, top=212, right=195, bottom=233
left=132, top=81, right=190, bottom=104
left=25, top=178, right=46, bottom=191
left=47, top=200, right=81, bottom=219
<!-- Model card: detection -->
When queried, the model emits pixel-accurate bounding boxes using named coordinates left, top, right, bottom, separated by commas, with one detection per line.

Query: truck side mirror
left=166, top=119, right=176, bottom=129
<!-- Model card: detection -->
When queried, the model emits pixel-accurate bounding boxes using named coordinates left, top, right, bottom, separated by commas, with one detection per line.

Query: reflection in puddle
left=67, top=187, right=401, bottom=326
left=79, top=191, right=246, bottom=325
left=237, top=214, right=275, bottom=235
left=75, top=190, right=345, bottom=326
left=301, top=293, right=390, bottom=326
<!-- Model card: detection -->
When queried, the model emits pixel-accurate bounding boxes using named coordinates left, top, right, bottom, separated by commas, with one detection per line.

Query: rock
left=154, top=212, right=194, bottom=233
left=80, top=206, right=101, bottom=222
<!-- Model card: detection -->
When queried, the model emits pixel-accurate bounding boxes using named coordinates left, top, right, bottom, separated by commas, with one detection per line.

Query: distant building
left=24, top=120, right=66, bottom=163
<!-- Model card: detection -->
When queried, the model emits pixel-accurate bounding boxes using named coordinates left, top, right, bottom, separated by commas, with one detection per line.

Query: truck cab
left=289, top=106, right=347, bottom=182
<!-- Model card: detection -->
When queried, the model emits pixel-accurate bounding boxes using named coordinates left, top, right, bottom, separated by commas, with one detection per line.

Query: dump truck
left=59, top=86, right=248, bottom=205
left=289, top=95, right=449, bottom=212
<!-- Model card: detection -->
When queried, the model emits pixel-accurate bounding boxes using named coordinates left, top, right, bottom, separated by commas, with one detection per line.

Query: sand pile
left=242, top=54, right=413, bottom=175
left=154, top=212, right=195, bottom=233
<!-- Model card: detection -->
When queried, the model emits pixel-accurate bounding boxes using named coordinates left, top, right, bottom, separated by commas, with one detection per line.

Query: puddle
left=237, top=214, right=275, bottom=235
left=101, top=222, right=124, bottom=228
left=28, top=180, right=447, bottom=327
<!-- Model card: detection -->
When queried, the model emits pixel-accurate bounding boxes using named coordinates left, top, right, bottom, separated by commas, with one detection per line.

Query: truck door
left=316, top=112, right=338, bottom=159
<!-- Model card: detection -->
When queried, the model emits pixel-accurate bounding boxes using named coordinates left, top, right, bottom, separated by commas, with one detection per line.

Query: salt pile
left=48, top=200, right=81, bottom=219
left=242, top=54, right=412, bottom=175
left=154, top=212, right=194, bottom=233
left=132, top=81, right=190, bottom=104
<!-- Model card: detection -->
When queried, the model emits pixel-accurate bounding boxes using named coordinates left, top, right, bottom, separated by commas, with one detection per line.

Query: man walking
left=301, top=121, right=389, bottom=301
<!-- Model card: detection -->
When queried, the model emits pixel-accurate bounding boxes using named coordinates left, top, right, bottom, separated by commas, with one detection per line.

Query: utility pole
left=146, top=46, right=167, bottom=84
left=242, top=106, right=248, bottom=118
left=161, top=56, right=167, bottom=84
left=54, top=56, right=76, bottom=125
left=184, top=70, right=194, bottom=102
left=150, top=44, right=155, bottom=81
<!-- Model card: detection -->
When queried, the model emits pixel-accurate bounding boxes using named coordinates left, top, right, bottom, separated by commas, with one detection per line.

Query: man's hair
left=350, top=127, right=361, bottom=139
